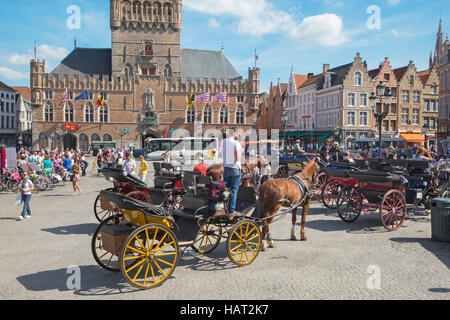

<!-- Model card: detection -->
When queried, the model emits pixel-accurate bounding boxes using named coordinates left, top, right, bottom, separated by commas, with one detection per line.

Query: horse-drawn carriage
left=319, top=160, right=368, bottom=208
left=335, top=159, right=449, bottom=231
left=91, top=172, right=264, bottom=289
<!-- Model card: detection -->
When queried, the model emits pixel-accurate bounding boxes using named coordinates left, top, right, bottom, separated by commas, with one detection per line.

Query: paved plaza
left=0, top=161, right=449, bottom=300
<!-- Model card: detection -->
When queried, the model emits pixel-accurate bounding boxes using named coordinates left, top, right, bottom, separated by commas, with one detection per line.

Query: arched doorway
left=62, top=133, right=77, bottom=151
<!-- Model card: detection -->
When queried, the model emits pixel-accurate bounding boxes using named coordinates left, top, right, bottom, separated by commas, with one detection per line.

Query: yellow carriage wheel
left=91, top=216, right=122, bottom=272
left=227, top=220, right=261, bottom=266
left=191, top=224, right=222, bottom=254
left=120, top=224, right=179, bottom=289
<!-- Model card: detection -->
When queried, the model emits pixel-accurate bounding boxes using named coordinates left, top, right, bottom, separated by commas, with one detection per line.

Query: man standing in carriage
left=222, top=128, right=244, bottom=214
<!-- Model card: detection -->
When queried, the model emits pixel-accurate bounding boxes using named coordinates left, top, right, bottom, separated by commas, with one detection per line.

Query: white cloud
left=387, top=0, right=401, bottom=5
left=184, top=0, right=348, bottom=46
left=208, top=18, right=220, bottom=28
left=0, top=66, right=28, bottom=81
left=6, top=44, right=69, bottom=67
left=391, top=29, right=399, bottom=37
left=8, top=53, right=31, bottom=66
left=36, top=45, right=69, bottom=61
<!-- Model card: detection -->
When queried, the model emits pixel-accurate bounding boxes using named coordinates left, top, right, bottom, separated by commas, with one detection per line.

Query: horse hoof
left=268, top=240, right=276, bottom=248
left=300, top=237, right=308, bottom=241
left=291, top=235, right=298, bottom=241
left=261, top=245, right=268, bottom=252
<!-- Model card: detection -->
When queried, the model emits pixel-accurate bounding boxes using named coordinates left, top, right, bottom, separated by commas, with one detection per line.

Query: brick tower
left=110, top=0, right=183, bottom=80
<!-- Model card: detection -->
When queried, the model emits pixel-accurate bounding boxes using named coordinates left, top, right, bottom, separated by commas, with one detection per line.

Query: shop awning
left=400, top=133, right=425, bottom=143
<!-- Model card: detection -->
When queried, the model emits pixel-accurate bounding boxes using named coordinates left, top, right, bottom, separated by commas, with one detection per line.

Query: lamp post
left=281, top=110, right=288, bottom=151
left=369, top=81, right=392, bottom=159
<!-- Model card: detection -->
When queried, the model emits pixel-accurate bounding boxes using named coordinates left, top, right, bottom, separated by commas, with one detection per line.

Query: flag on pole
left=187, top=92, right=195, bottom=109
left=34, top=41, right=37, bottom=60
left=196, top=93, right=210, bottom=103
left=59, top=89, right=68, bottom=106
left=75, top=90, right=89, bottom=101
left=96, top=94, right=104, bottom=107
left=213, top=92, right=228, bottom=102
left=255, top=51, right=260, bottom=63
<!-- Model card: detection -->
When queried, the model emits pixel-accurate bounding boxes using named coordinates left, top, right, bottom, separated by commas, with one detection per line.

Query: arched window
left=103, top=134, right=113, bottom=142
left=133, top=1, right=141, bottom=19
left=91, top=133, right=100, bottom=142
left=235, top=105, right=245, bottom=124
left=44, top=102, right=54, bottom=122
left=203, top=104, right=213, bottom=124
left=85, top=103, right=94, bottom=122
left=99, top=105, right=108, bottom=123
left=219, top=105, right=229, bottom=124
left=38, top=133, right=48, bottom=150
left=144, top=2, right=152, bottom=20
left=354, top=71, right=362, bottom=86
left=123, top=1, right=131, bottom=19
left=186, top=107, right=196, bottom=123
left=64, top=102, right=74, bottom=122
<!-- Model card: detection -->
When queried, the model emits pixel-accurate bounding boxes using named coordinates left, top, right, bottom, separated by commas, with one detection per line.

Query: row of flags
left=59, top=89, right=104, bottom=107
left=187, top=92, right=228, bottom=108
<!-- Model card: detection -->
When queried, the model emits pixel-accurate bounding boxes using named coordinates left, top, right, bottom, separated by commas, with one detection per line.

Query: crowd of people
left=93, top=147, right=149, bottom=183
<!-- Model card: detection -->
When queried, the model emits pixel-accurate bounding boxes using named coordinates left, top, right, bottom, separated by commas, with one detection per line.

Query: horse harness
left=280, top=172, right=312, bottom=209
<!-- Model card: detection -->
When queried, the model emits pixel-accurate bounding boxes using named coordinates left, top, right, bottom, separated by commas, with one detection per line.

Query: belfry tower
left=110, top=0, right=183, bottom=80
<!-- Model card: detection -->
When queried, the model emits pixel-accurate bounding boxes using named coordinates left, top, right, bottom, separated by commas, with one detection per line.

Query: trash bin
left=430, top=198, right=450, bottom=242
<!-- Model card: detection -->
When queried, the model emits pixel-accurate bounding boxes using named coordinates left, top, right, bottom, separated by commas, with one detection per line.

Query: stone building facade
left=368, top=57, right=399, bottom=138
left=0, top=81, right=17, bottom=147
left=418, top=64, right=439, bottom=148
left=30, top=0, right=260, bottom=152
left=393, top=61, right=425, bottom=146
left=435, top=19, right=450, bottom=154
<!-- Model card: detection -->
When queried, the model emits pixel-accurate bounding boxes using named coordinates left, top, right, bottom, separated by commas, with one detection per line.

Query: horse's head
left=301, top=157, right=320, bottom=186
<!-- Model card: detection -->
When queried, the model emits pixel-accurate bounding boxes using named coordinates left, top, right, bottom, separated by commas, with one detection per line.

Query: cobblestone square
left=1, top=162, right=449, bottom=300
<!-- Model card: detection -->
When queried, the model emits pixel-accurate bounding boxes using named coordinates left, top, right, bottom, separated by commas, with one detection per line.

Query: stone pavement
left=0, top=163, right=449, bottom=300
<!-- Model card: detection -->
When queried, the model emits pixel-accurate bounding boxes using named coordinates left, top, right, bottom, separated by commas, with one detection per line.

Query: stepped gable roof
left=418, top=70, right=431, bottom=85
left=181, top=49, right=241, bottom=80
left=50, top=48, right=112, bottom=76
left=316, top=62, right=353, bottom=90
left=0, top=81, right=15, bottom=92
left=393, top=66, right=409, bottom=81
left=12, top=86, right=32, bottom=100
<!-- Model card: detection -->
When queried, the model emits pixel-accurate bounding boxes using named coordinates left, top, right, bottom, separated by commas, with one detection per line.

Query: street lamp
left=369, top=81, right=392, bottom=159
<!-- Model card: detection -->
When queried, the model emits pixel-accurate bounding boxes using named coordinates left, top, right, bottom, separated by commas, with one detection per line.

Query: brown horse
left=258, top=158, right=319, bottom=251
left=207, top=160, right=263, bottom=187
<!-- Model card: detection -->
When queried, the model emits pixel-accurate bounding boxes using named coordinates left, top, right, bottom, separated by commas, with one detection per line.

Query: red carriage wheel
left=321, top=180, right=341, bottom=209
left=313, top=173, right=329, bottom=201
left=126, top=191, right=152, bottom=204
left=380, top=189, right=406, bottom=232
left=337, top=186, right=363, bottom=223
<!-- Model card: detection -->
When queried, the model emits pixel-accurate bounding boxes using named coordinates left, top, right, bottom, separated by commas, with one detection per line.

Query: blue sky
left=0, top=0, right=448, bottom=93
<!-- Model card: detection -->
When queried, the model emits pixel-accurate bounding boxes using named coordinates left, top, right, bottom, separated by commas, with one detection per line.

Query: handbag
left=16, top=190, right=23, bottom=206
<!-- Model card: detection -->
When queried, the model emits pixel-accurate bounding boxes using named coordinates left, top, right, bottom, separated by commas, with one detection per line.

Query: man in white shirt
left=222, top=129, right=243, bottom=214
left=123, top=154, right=136, bottom=176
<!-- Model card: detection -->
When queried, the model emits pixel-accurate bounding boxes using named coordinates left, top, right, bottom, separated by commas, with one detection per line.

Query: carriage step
left=179, top=241, right=194, bottom=247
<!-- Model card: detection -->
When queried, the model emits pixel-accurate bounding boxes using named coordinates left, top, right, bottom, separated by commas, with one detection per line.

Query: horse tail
left=259, top=180, right=284, bottom=217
